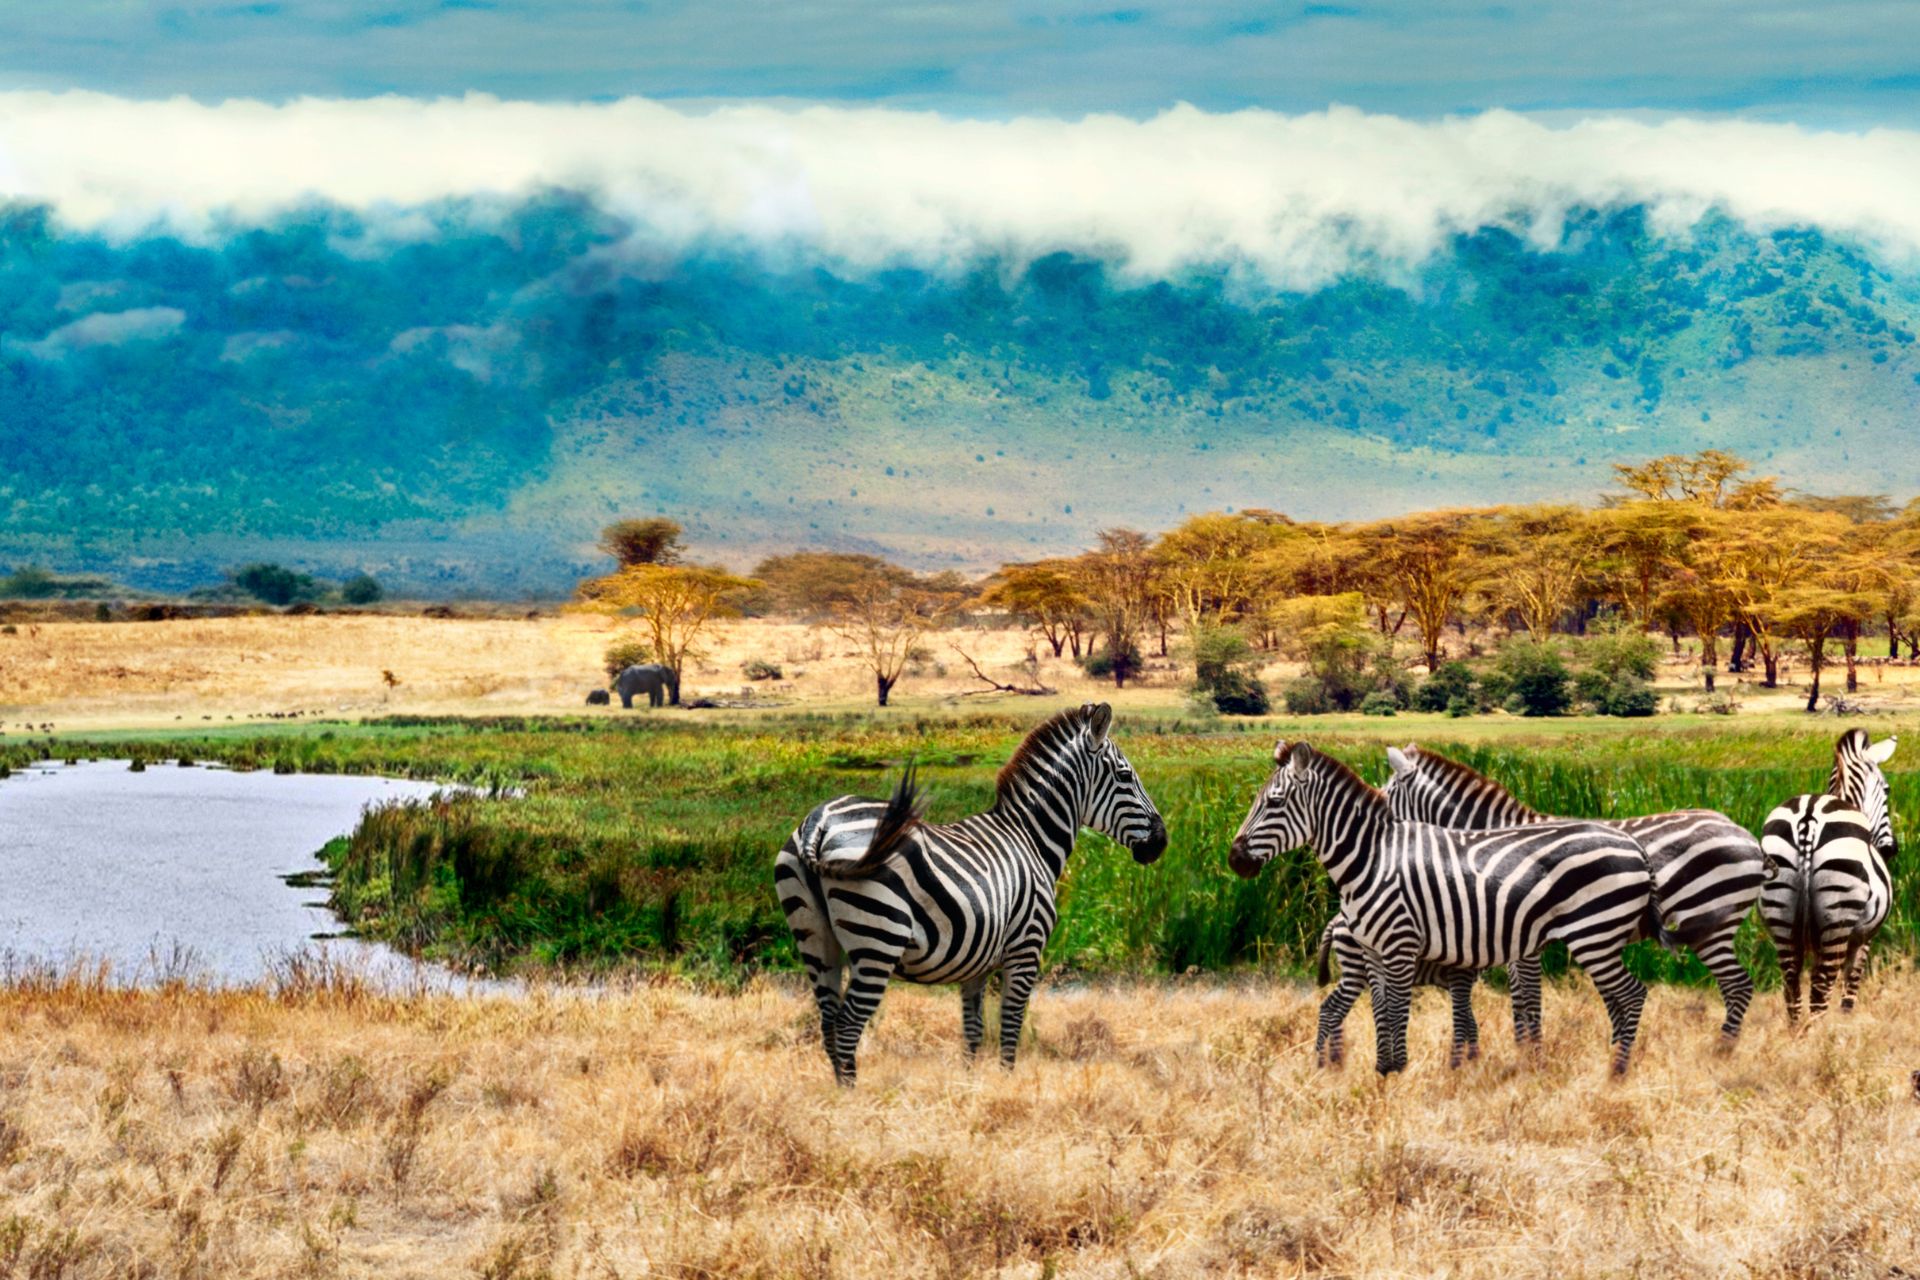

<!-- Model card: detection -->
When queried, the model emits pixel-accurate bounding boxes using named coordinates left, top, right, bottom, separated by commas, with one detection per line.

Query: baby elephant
left=584, top=688, right=611, bottom=706
left=615, top=663, right=678, bottom=708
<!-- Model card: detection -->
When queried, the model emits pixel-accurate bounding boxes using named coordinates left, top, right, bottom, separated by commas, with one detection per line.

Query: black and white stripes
left=1230, top=741, right=1656, bottom=1075
left=1760, top=729, right=1898, bottom=1023
left=1381, top=745, right=1768, bottom=1042
left=773, top=703, right=1167, bottom=1085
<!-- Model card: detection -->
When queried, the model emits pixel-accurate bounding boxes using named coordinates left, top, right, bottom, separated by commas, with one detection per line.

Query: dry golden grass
left=4, top=971, right=1919, bottom=1278
left=0, top=613, right=1156, bottom=730
left=9, top=611, right=1918, bottom=731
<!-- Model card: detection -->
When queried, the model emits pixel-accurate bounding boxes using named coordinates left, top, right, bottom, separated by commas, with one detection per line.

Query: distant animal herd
left=777, top=704, right=1897, bottom=1083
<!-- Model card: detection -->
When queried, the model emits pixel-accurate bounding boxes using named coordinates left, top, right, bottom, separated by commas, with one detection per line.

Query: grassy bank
left=2, top=970, right=1918, bottom=1278
left=9, top=709, right=1920, bottom=985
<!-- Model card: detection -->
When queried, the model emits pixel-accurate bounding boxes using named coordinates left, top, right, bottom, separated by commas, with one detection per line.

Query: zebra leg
left=996, top=957, right=1042, bottom=1069
left=828, top=951, right=898, bottom=1087
left=1446, top=970, right=1480, bottom=1068
left=1841, top=940, right=1869, bottom=1013
left=1808, top=940, right=1843, bottom=1019
left=1780, top=944, right=1804, bottom=1028
left=1315, top=968, right=1365, bottom=1070
left=773, top=845, right=844, bottom=1065
left=1367, top=955, right=1417, bottom=1076
left=1691, top=930, right=1754, bottom=1044
left=960, top=976, right=988, bottom=1057
left=1567, top=945, right=1647, bottom=1076
left=1508, top=955, right=1544, bottom=1047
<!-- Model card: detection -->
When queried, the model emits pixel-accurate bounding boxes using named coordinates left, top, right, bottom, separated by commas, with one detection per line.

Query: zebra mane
left=1294, top=743, right=1389, bottom=814
left=996, top=706, right=1093, bottom=797
left=1409, top=748, right=1543, bottom=818
left=1827, top=727, right=1874, bottom=806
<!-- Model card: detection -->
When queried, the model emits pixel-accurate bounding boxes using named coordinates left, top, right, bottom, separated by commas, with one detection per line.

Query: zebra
left=1313, top=914, right=1482, bottom=1069
left=1229, top=740, right=1658, bottom=1075
left=773, top=703, right=1168, bottom=1086
left=1760, top=729, right=1897, bottom=1025
left=1380, top=743, right=1767, bottom=1045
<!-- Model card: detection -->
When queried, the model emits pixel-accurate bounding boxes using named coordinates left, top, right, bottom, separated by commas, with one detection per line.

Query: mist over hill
left=4, top=195, right=1918, bottom=594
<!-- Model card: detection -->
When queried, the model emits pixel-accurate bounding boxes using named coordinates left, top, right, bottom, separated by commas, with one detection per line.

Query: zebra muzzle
left=1227, top=838, right=1263, bottom=879
left=1131, top=818, right=1169, bottom=865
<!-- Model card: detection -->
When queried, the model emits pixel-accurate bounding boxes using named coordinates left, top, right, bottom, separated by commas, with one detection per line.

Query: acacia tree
left=1770, top=586, right=1878, bottom=711
left=1072, top=528, right=1156, bottom=688
left=1479, top=504, right=1600, bottom=639
left=983, top=561, right=1091, bottom=657
left=828, top=570, right=959, bottom=707
left=1358, top=511, right=1483, bottom=671
left=1592, top=501, right=1704, bottom=625
left=598, top=517, right=685, bottom=567
left=575, top=563, right=758, bottom=703
left=1712, top=508, right=1849, bottom=688
left=1151, top=512, right=1277, bottom=632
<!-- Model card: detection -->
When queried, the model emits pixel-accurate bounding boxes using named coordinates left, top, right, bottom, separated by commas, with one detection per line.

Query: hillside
left=3, top=199, right=1918, bottom=593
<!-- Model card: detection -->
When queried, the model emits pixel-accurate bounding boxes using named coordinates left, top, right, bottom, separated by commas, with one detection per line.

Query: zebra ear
left=1086, top=702, right=1113, bottom=744
left=1869, top=736, right=1898, bottom=765
left=1386, top=745, right=1415, bottom=775
left=1271, top=739, right=1290, bottom=765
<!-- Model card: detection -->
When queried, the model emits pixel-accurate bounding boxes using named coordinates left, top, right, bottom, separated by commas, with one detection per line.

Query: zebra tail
left=815, top=761, right=926, bottom=880
left=1642, top=898, right=1682, bottom=954
left=1790, top=819, right=1816, bottom=962
left=1315, top=919, right=1336, bottom=987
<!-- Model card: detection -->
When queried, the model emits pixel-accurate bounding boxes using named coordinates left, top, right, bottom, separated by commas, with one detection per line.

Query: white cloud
left=3, top=92, right=1920, bottom=287
left=12, top=306, right=186, bottom=360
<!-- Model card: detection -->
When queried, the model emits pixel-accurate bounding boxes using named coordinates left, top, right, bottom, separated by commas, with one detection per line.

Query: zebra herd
left=775, top=704, right=1899, bottom=1083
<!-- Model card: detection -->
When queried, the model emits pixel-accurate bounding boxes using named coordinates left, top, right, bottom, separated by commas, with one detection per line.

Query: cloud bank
left=4, top=92, right=1920, bottom=287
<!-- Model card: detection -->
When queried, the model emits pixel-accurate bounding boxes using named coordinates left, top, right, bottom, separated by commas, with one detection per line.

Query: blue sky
left=3, top=2, right=1918, bottom=124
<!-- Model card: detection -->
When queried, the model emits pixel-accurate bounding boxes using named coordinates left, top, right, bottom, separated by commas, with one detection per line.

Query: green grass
left=7, top=710, right=1919, bottom=985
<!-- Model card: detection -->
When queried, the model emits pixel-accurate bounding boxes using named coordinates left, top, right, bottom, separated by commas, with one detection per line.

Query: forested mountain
left=3, top=196, right=1917, bottom=594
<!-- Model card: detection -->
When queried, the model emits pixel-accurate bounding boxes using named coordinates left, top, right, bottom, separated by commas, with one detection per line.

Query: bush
left=1082, top=641, right=1142, bottom=683
left=1693, top=690, right=1742, bottom=715
left=603, top=639, right=653, bottom=680
left=232, top=562, right=320, bottom=606
left=341, top=572, right=384, bottom=605
left=1413, top=661, right=1479, bottom=713
left=1207, top=671, right=1272, bottom=715
left=1360, top=690, right=1400, bottom=717
left=1575, top=622, right=1660, bottom=717
left=1190, top=626, right=1270, bottom=715
left=1593, top=676, right=1659, bottom=717
left=1583, top=623, right=1660, bottom=682
left=1283, top=676, right=1334, bottom=715
left=1491, top=641, right=1572, bottom=717
left=1445, top=693, right=1475, bottom=718
left=742, top=658, right=783, bottom=681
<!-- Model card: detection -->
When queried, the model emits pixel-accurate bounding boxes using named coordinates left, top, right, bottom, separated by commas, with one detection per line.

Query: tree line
left=577, top=450, right=1920, bottom=713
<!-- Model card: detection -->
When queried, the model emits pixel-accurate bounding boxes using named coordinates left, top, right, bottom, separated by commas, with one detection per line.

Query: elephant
left=585, top=689, right=611, bottom=706
left=614, top=663, right=678, bottom=708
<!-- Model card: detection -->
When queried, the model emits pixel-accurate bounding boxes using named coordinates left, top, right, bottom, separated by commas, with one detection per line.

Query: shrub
left=1413, top=661, right=1478, bottom=713
left=742, top=658, right=783, bottom=681
left=1360, top=690, right=1400, bottom=716
left=232, top=562, right=320, bottom=606
left=1190, top=626, right=1270, bottom=715
left=341, top=572, right=384, bottom=605
left=1592, top=676, right=1659, bottom=717
left=1573, top=624, right=1660, bottom=716
left=1082, top=641, right=1141, bottom=683
left=1283, top=677, right=1333, bottom=715
left=1576, top=669, right=1657, bottom=716
left=1693, top=690, right=1742, bottom=715
left=603, top=639, right=653, bottom=680
left=1491, top=641, right=1572, bottom=717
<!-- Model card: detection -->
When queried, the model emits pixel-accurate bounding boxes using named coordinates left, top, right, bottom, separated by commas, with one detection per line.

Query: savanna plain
left=4, top=613, right=1920, bottom=1277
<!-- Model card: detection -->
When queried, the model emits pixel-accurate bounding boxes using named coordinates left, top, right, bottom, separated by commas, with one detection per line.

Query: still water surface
left=0, top=759, right=445, bottom=985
